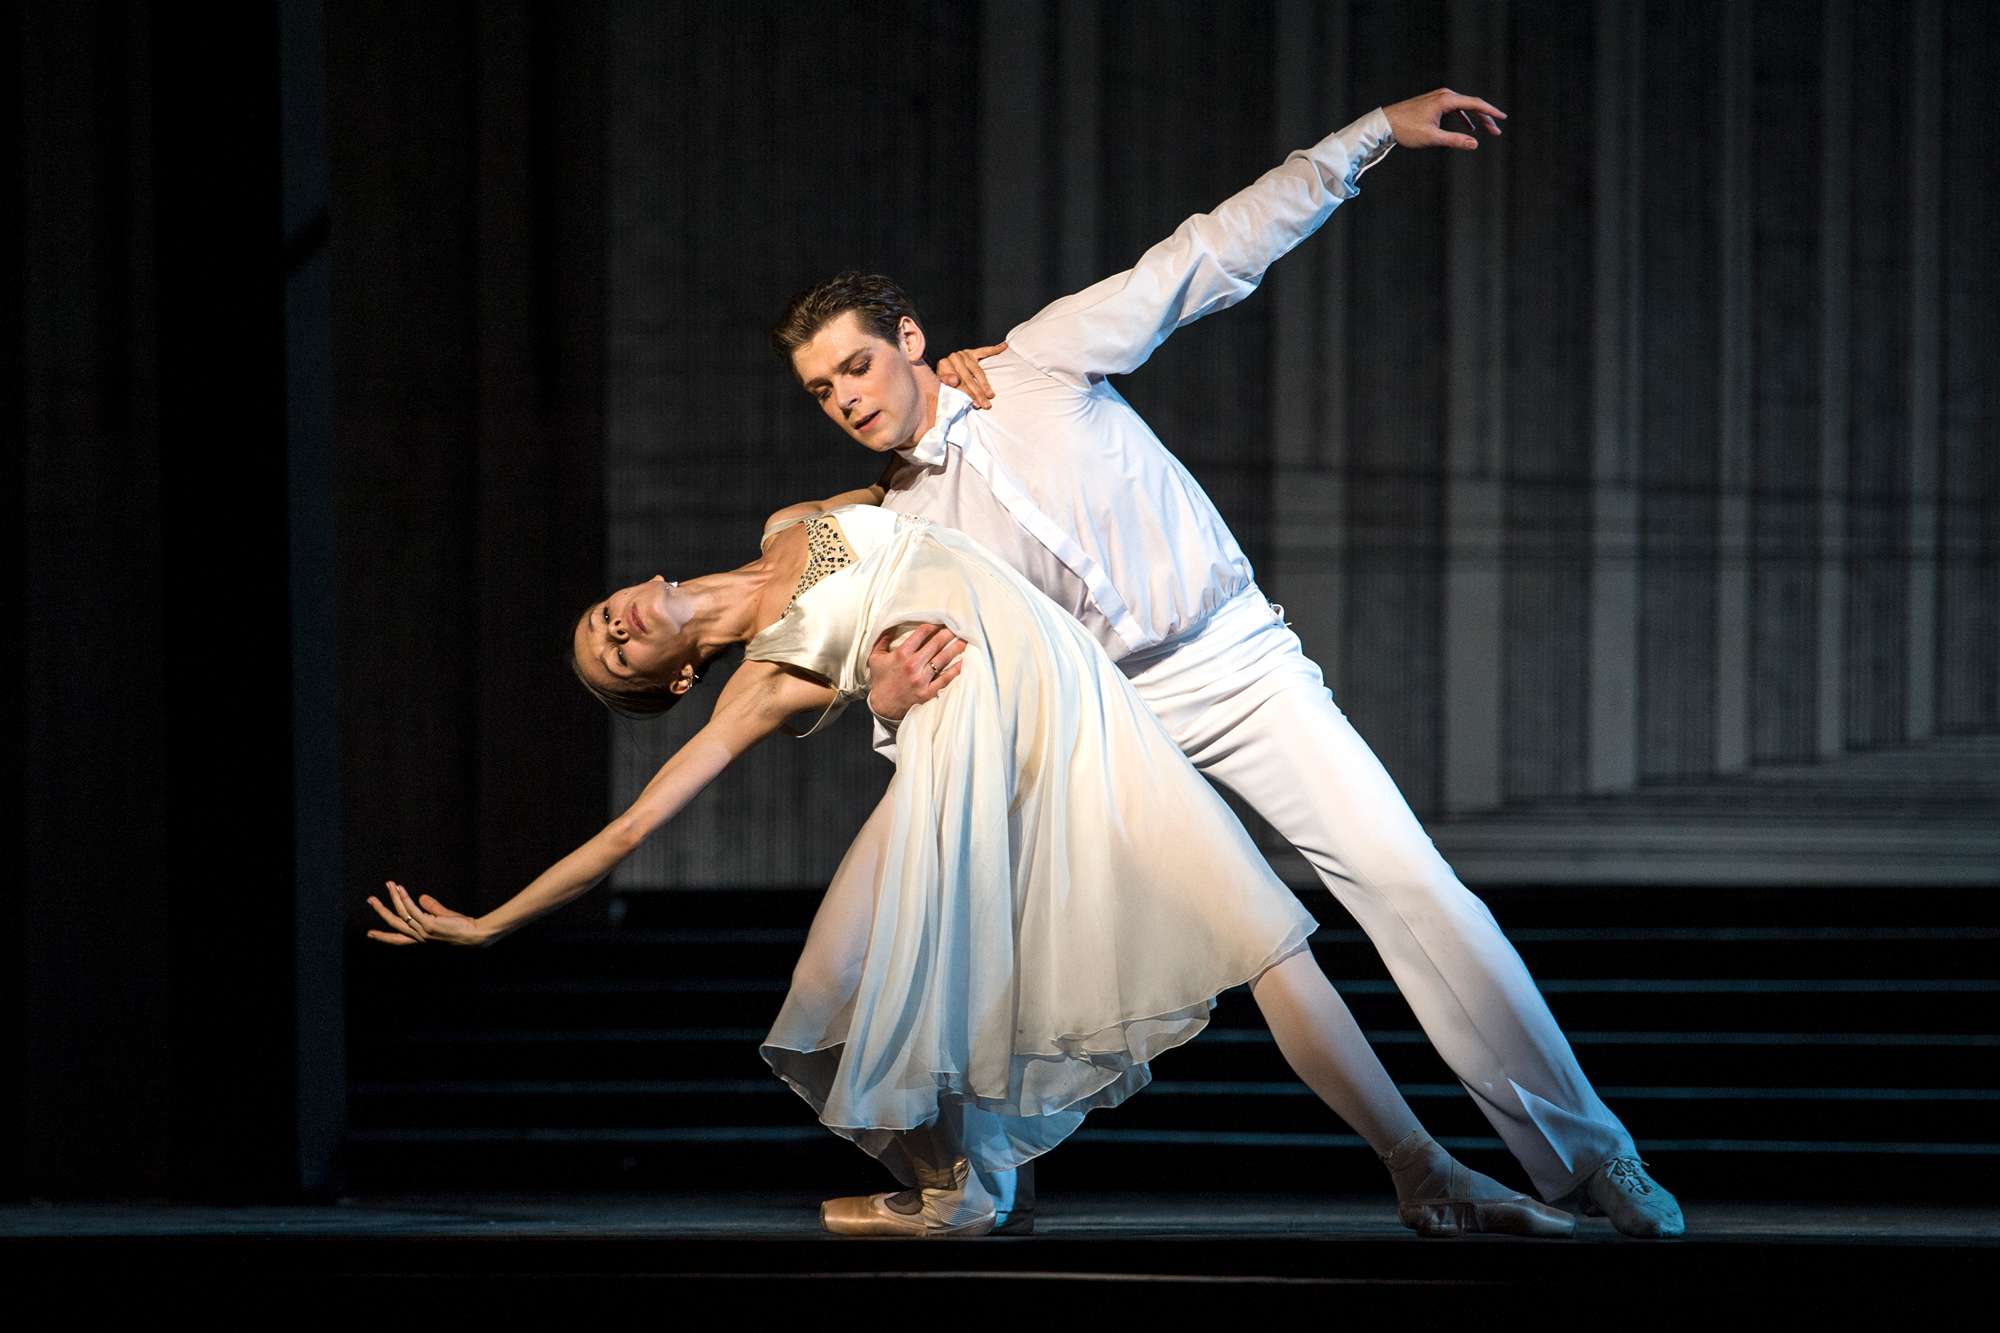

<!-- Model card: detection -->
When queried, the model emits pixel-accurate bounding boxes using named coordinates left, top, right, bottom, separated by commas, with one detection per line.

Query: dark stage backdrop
left=599, top=0, right=1999, bottom=887
left=14, top=0, right=1999, bottom=1197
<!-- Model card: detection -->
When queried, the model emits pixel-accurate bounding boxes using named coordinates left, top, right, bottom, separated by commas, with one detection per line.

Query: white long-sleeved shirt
left=881, top=107, right=1397, bottom=664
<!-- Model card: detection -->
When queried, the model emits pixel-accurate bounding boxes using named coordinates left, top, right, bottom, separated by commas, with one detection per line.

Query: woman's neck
left=672, top=550, right=793, bottom=655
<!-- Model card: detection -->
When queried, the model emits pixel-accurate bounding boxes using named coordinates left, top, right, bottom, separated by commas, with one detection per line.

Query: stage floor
left=5, top=1192, right=1993, bottom=1312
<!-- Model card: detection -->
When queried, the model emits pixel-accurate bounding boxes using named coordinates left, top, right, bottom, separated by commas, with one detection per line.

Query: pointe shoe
left=978, top=1160, right=1037, bottom=1236
left=1395, top=1159, right=1577, bottom=1239
left=1384, top=1132, right=1575, bottom=1239
left=821, top=1158, right=996, bottom=1238
left=1579, top=1156, right=1685, bottom=1238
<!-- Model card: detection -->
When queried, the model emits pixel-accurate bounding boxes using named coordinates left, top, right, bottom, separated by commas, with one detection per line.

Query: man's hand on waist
left=867, top=624, right=969, bottom=722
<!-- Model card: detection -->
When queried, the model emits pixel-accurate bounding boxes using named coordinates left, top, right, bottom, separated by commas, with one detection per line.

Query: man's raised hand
left=867, top=624, right=968, bottom=722
left=1384, top=89, right=1506, bottom=151
left=936, top=342, right=1007, bottom=409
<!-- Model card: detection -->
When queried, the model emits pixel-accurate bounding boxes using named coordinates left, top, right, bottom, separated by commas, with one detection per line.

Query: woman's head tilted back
left=569, top=574, right=705, bottom=718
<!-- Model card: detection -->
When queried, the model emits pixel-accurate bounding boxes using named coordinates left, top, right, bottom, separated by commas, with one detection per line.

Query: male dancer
left=774, top=89, right=1684, bottom=1239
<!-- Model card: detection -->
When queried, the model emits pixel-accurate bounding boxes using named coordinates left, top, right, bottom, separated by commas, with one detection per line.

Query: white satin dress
left=749, top=505, right=1315, bottom=1178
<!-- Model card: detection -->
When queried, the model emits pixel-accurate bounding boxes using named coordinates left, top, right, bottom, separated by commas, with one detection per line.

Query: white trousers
left=1118, top=587, right=1635, bottom=1201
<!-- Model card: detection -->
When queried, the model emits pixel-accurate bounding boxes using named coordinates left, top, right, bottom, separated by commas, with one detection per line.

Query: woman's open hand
left=366, top=880, right=492, bottom=947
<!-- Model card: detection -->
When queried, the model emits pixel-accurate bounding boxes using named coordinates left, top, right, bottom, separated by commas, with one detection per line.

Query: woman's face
left=571, top=574, right=696, bottom=696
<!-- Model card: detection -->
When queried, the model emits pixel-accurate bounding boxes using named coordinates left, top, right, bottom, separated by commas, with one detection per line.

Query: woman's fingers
left=387, top=881, right=431, bottom=940
left=417, top=892, right=463, bottom=920
left=365, top=928, right=417, bottom=946
left=946, top=344, right=1006, bottom=409
left=367, top=894, right=423, bottom=942
left=949, top=355, right=989, bottom=408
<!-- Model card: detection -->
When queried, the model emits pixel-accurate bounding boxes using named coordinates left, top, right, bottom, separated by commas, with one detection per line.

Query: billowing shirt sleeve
left=1005, top=108, right=1396, bottom=386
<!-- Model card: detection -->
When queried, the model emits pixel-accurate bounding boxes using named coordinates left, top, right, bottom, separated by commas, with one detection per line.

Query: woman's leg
left=1249, top=948, right=1422, bottom=1152
left=1248, top=947, right=1575, bottom=1237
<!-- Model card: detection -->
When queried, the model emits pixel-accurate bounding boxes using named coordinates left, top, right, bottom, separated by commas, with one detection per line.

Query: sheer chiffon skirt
left=755, top=524, right=1316, bottom=1181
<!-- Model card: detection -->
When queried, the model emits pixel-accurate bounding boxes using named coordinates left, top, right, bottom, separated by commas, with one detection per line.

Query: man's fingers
left=922, top=632, right=964, bottom=667
left=971, top=342, right=1008, bottom=360
left=1438, top=91, right=1506, bottom=122
left=1425, top=122, right=1479, bottom=151
left=904, top=628, right=948, bottom=660
left=927, top=660, right=964, bottom=694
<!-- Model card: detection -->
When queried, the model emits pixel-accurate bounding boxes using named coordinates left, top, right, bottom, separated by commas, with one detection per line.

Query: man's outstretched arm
left=1006, top=89, right=1504, bottom=386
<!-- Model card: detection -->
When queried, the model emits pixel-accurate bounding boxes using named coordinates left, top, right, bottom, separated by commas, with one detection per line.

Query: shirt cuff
left=869, top=711, right=901, bottom=763
left=1313, top=106, right=1396, bottom=195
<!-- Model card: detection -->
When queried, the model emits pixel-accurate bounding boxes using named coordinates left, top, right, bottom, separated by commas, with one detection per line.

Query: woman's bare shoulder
left=763, top=501, right=822, bottom=534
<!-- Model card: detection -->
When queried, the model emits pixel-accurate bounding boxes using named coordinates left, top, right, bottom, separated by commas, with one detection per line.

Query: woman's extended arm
left=366, top=661, right=835, bottom=947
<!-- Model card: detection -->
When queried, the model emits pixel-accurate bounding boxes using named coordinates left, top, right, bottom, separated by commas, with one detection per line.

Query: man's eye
left=854, top=360, right=870, bottom=375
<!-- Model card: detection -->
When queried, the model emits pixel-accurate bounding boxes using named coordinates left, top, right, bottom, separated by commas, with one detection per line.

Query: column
left=1442, top=0, right=1508, bottom=813
left=1589, top=0, right=1643, bottom=793
left=1816, top=0, right=1852, bottom=758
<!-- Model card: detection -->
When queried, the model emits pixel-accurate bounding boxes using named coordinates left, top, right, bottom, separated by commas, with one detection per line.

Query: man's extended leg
left=1124, top=591, right=1654, bottom=1211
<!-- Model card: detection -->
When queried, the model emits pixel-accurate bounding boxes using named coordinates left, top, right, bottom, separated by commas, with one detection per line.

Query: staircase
left=347, top=880, right=2000, bottom=1201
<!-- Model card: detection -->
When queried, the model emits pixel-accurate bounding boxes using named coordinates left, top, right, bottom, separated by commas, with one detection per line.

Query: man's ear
left=897, top=315, right=927, bottom=365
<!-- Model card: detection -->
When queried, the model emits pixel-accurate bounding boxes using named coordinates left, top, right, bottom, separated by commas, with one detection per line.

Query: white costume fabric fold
left=747, top=505, right=1315, bottom=1177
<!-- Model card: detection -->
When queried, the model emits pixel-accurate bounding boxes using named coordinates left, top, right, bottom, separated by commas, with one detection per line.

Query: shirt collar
left=898, top=382, right=974, bottom=469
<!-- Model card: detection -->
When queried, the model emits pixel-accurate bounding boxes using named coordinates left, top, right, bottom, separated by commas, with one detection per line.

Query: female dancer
left=366, top=497, right=1573, bottom=1240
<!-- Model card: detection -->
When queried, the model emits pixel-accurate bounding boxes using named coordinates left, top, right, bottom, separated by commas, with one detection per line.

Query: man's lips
left=855, top=410, right=881, bottom=432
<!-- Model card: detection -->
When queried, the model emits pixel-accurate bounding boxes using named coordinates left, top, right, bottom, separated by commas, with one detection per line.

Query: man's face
left=791, top=310, right=926, bottom=453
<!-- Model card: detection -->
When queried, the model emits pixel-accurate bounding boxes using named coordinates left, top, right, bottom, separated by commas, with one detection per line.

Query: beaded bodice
left=788, top=513, right=857, bottom=610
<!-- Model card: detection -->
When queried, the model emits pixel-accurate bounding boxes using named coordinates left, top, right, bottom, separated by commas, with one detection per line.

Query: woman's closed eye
left=601, top=605, right=628, bottom=669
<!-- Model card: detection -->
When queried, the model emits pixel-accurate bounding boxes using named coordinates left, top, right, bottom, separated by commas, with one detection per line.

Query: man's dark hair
left=770, top=271, right=921, bottom=365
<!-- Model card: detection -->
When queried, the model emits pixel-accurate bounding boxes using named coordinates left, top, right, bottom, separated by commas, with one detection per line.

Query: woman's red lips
left=628, top=597, right=646, bottom=635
